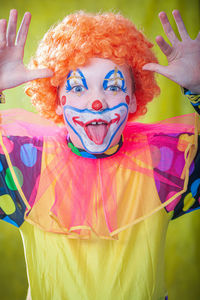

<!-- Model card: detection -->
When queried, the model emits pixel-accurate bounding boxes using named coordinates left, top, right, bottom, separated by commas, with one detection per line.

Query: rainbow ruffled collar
left=67, top=135, right=123, bottom=159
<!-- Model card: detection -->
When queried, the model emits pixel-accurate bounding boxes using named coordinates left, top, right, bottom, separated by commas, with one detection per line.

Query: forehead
left=71, top=58, right=131, bottom=80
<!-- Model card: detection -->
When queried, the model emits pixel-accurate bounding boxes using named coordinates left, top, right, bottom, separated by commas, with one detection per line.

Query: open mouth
left=72, top=115, right=120, bottom=145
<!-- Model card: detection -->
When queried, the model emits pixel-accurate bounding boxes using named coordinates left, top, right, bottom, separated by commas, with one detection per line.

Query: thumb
left=26, top=68, right=54, bottom=81
left=142, top=63, right=171, bottom=78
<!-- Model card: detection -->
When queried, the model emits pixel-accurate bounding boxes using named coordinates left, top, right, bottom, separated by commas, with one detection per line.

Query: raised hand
left=0, top=9, right=53, bottom=91
left=143, top=10, right=200, bottom=94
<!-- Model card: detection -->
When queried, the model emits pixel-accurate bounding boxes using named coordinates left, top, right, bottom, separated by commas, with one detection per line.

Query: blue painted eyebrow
left=65, top=69, right=88, bottom=92
left=103, top=68, right=127, bottom=92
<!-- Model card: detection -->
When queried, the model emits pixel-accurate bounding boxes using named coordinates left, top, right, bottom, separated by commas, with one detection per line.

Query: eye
left=107, top=85, right=121, bottom=92
left=72, top=85, right=85, bottom=93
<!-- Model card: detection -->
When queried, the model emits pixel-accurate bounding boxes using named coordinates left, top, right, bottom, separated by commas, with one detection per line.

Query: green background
left=0, top=0, right=199, bottom=299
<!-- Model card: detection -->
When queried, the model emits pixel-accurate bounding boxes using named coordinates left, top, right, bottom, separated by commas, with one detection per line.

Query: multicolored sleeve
left=170, top=89, right=200, bottom=219
left=171, top=135, right=200, bottom=219
left=0, top=134, right=43, bottom=227
left=183, top=87, right=200, bottom=115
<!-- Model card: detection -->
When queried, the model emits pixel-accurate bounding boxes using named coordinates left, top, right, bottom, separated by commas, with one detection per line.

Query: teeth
left=89, top=121, right=106, bottom=125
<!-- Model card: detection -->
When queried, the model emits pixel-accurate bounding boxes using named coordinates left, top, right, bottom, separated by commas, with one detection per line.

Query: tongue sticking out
left=85, top=124, right=108, bottom=145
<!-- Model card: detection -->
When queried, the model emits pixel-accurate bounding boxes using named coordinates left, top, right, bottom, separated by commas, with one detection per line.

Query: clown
left=0, top=9, right=200, bottom=300
left=56, top=59, right=136, bottom=153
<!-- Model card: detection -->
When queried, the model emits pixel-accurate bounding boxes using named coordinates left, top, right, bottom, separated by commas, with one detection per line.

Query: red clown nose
left=92, top=100, right=103, bottom=111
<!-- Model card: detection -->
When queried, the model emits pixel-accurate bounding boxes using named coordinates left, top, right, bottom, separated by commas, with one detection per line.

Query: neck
left=67, top=135, right=123, bottom=159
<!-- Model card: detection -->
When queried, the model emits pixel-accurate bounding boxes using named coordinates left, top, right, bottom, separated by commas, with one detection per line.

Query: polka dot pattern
left=171, top=134, right=200, bottom=219
left=183, top=192, right=196, bottom=212
left=191, top=179, right=200, bottom=197
left=150, top=145, right=161, bottom=168
left=0, top=134, right=43, bottom=228
left=177, top=134, right=193, bottom=152
left=0, top=160, right=3, bottom=172
left=149, top=130, right=200, bottom=218
left=20, top=143, right=37, bottom=167
left=0, top=113, right=199, bottom=229
left=5, top=166, right=23, bottom=191
left=0, top=194, right=16, bottom=214
left=157, top=147, right=174, bottom=172
left=0, top=136, right=14, bottom=154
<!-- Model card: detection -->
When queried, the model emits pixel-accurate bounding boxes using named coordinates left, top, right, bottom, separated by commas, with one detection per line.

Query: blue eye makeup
left=72, top=86, right=85, bottom=93
left=103, top=67, right=127, bottom=93
left=65, top=69, right=88, bottom=93
left=107, top=86, right=121, bottom=92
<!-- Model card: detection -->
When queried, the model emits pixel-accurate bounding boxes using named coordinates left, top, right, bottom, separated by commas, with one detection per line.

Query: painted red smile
left=72, top=114, right=120, bottom=145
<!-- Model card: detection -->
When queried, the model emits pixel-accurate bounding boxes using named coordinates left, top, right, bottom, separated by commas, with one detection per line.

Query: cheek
left=61, top=96, right=67, bottom=106
left=125, top=95, right=130, bottom=105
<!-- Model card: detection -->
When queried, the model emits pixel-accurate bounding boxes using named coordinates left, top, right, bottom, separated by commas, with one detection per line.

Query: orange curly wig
left=25, top=11, right=160, bottom=124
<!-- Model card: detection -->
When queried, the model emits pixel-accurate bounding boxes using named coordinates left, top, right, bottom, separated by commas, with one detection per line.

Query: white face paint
left=58, top=58, right=136, bottom=154
left=63, top=103, right=128, bottom=153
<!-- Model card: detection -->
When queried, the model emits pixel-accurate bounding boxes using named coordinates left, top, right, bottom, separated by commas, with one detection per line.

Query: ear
left=56, top=105, right=63, bottom=116
left=128, top=94, right=137, bottom=113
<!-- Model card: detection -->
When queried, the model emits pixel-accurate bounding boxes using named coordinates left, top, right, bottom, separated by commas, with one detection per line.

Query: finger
left=16, top=12, right=31, bottom=47
left=25, top=68, right=54, bottom=82
left=142, top=64, right=181, bottom=85
left=0, top=19, right=7, bottom=48
left=158, top=11, right=179, bottom=45
left=142, top=63, right=160, bottom=72
left=142, top=63, right=170, bottom=78
left=6, top=9, right=18, bottom=46
left=155, top=35, right=173, bottom=57
left=172, top=10, right=190, bottom=40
